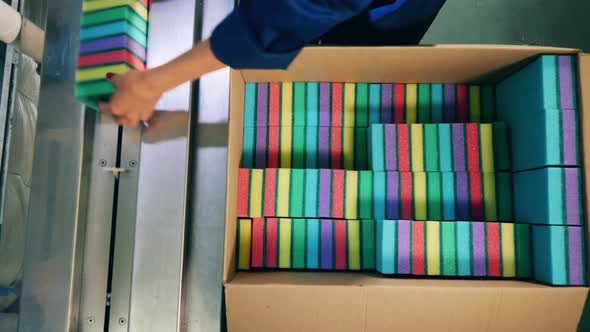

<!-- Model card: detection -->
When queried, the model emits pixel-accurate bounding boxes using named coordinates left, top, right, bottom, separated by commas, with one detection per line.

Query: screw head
left=119, top=318, right=127, bottom=326
left=99, top=159, right=107, bottom=167
left=87, top=317, right=95, bottom=325
left=129, top=160, right=137, bottom=167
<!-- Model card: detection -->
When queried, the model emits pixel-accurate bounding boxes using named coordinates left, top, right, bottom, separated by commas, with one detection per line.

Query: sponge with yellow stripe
left=376, top=220, right=531, bottom=278
left=75, top=0, right=150, bottom=110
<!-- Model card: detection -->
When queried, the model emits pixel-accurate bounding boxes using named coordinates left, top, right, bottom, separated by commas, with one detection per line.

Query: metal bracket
left=103, top=167, right=127, bottom=179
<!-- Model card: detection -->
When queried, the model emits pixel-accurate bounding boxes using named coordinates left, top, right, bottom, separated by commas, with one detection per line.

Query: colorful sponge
left=532, top=225, right=586, bottom=285
left=497, top=55, right=577, bottom=113
left=368, top=123, right=509, bottom=172
left=243, top=82, right=362, bottom=128
left=373, top=171, right=513, bottom=222
left=513, top=167, right=583, bottom=225
left=244, top=82, right=495, bottom=127
left=376, top=220, right=532, bottom=278
left=236, top=168, right=512, bottom=222
left=237, top=218, right=252, bottom=270
left=237, top=168, right=365, bottom=219
left=503, top=107, right=579, bottom=172
left=242, top=126, right=367, bottom=170
left=76, top=0, right=149, bottom=110
left=237, top=218, right=376, bottom=270
left=496, top=55, right=580, bottom=171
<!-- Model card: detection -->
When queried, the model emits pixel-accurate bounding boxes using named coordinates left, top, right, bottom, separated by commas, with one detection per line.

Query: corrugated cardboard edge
left=578, top=53, right=590, bottom=286
left=241, top=44, right=578, bottom=83
left=224, top=69, right=245, bottom=283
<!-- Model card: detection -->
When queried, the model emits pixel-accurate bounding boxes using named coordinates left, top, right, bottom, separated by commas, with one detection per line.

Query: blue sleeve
left=210, top=0, right=374, bottom=69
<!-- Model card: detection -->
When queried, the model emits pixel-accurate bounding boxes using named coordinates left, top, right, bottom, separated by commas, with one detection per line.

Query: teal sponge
left=513, top=167, right=583, bottom=225
left=532, top=225, right=586, bottom=285
left=497, top=55, right=577, bottom=113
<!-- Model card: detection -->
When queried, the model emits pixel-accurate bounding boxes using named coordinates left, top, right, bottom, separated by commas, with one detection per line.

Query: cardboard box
left=224, top=45, right=590, bottom=332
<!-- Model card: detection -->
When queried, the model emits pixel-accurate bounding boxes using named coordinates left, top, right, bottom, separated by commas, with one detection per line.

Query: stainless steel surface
left=78, top=113, right=118, bottom=332
left=109, top=127, right=141, bottom=332
left=0, top=0, right=19, bottom=224
left=124, top=0, right=197, bottom=330
left=0, top=46, right=18, bottom=223
left=17, top=0, right=88, bottom=331
left=182, top=0, right=233, bottom=331
left=0, top=44, right=11, bottom=168
left=22, top=0, right=47, bottom=28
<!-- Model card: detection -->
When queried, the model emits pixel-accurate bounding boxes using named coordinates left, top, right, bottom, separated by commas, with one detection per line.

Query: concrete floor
left=424, top=1, right=590, bottom=330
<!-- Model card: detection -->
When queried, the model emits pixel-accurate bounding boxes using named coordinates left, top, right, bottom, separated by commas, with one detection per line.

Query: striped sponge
left=236, top=218, right=376, bottom=270
left=513, top=167, right=583, bottom=225
left=376, top=220, right=532, bottom=278
left=368, top=123, right=510, bottom=172
left=236, top=168, right=513, bottom=222
left=497, top=55, right=580, bottom=171
left=236, top=168, right=363, bottom=220
left=75, top=0, right=149, bottom=110
left=508, top=107, right=579, bottom=171
left=244, top=82, right=496, bottom=127
left=532, top=224, right=586, bottom=286
left=497, top=55, right=577, bottom=114
left=242, top=126, right=368, bottom=170
left=372, top=171, right=512, bottom=222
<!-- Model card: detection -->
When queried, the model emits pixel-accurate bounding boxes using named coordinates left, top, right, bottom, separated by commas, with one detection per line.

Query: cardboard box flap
left=241, top=45, right=579, bottom=84
left=226, top=272, right=588, bottom=332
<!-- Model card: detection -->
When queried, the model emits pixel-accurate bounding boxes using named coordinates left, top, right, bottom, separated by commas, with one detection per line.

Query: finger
left=107, top=97, right=126, bottom=116
left=106, top=72, right=122, bottom=86
left=98, top=101, right=111, bottom=114
left=113, top=115, right=129, bottom=127
left=140, top=110, right=154, bottom=121
left=120, top=114, right=141, bottom=128
left=107, top=92, right=132, bottom=117
left=127, top=119, right=140, bottom=128
left=110, top=106, right=125, bottom=116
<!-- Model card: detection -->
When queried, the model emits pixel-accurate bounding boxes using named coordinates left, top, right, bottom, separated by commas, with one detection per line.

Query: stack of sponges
left=242, top=82, right=496, bottom=170
left=242, top=126, right=368, bottom=170
left=514, top=166, right=586, bottom=286
left=497, top=55, right=580, bottom=172
left=514, top=167, right=583, bottom=226
left=368, top=123, right=510, bottom=172
left=236, top=58, right=587, bottom=285
left=237, top=218, right=376, bottom=270
left=243, top=83, right=496, bottom=128
left=236, top=168, right=512, bottom=221
left=376, top=220, right=531, bottom=277
left=532, top=224, right=586, bottom=285
left=497, top=55, right=586, bottom=286
left=76, top=0, right=150, bottom=110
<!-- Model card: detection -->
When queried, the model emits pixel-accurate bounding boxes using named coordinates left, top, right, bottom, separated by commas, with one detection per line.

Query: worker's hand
left=99, top=70, right=163, bottom=127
